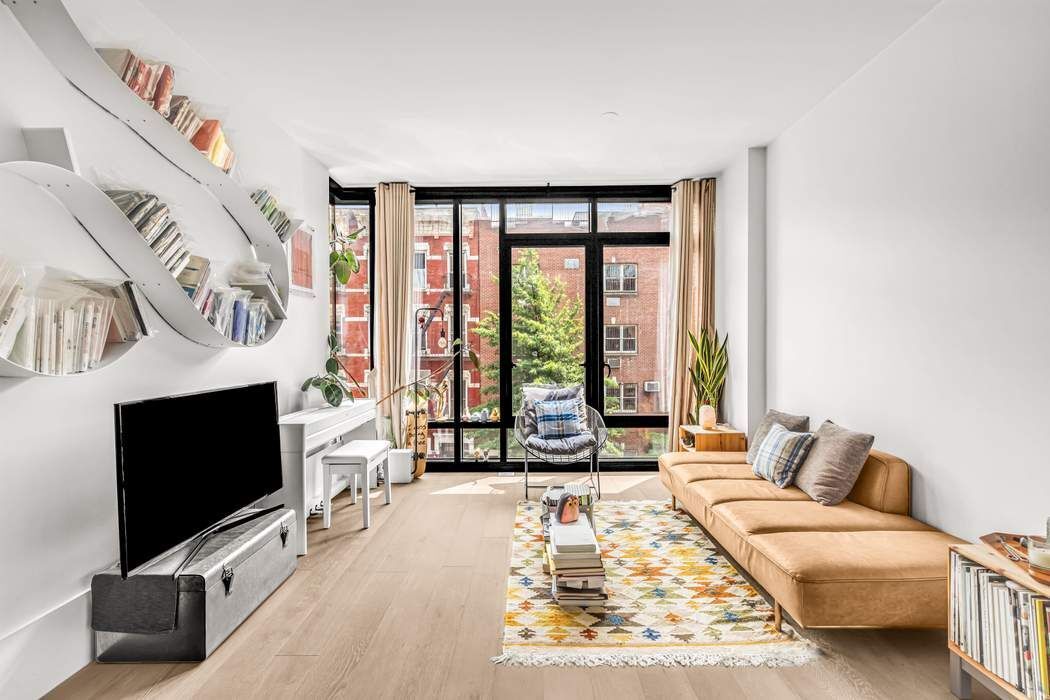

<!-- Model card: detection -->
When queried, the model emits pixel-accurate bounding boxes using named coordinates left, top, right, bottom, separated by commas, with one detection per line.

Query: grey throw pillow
left=747, top=409, right=810, bottom=464
left=520, top=384, right=585, bottom=438
left=794, top=420, right=875, bottom=505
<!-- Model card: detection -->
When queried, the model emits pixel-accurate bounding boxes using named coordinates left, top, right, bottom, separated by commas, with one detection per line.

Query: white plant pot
left=388, top=448, right=414, bottom=484
left=699, top=404, right=717, bottom=430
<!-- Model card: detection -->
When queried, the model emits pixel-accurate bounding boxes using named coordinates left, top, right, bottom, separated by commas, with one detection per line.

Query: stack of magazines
left=0, top=255, right=148, bottom=374
left=228, top=260, right=285, bottom=318
left=951, top=551, right=1050, bottom=698
left=251, top=190, right=293, bottom=241
left=541, top=485, right=606, bottom=609
left=96, top=48, right=236, bottom=174
left=96, top=49, right=175, bottom=117
left=107, top=190, right=191, bottom=277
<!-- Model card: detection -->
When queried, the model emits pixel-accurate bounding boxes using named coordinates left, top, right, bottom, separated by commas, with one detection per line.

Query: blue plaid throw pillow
left=752, top=423, right=816, bottom=488
left=534, top=399, right=582, bottom=439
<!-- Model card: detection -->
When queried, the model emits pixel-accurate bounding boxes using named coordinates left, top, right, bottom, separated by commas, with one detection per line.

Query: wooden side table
left=678, top=424, right=747, bottom=452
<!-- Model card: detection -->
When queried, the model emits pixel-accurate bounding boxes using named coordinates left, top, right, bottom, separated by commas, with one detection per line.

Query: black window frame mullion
left=451, top=198, right=463, bottom=465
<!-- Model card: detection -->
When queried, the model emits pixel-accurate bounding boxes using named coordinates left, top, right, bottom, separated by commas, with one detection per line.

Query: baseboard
left=0, top=591, right=92, bottom=699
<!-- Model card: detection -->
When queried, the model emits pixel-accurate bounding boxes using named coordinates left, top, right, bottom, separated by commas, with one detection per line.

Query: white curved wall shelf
left=0, top=163, right=149, bottom=377
left=2, top=0, right=291, bottom=313
left=0, top=339, right=138, bottom=379
left=2, top=161, right=283, bottom=348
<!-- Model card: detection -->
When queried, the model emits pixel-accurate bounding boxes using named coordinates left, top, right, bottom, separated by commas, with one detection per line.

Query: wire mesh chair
left=514, top=404, right=608, bottom=500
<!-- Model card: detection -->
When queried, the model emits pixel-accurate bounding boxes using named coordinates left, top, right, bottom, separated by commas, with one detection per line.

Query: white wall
left=716, top=147, right=766, bottom=436
left=0, top=3, right=330, bottom=697
left=766, top=0, right=1050, bottom=540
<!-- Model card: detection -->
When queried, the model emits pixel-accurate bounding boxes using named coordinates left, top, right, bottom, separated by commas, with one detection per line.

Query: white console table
left=268, top=400, right=378, bottom=555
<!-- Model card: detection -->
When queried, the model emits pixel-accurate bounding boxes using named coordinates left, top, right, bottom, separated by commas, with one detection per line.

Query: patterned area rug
left=493, top=499, right=819, bottom=667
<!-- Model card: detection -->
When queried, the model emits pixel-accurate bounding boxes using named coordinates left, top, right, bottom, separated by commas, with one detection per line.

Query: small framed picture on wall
left=289, top=222, right=315, bottom=297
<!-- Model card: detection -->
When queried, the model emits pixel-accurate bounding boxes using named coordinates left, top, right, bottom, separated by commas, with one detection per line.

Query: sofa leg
left=773, top=602, right=783, bottom=633
left=670, top=495, right=676, bottom=510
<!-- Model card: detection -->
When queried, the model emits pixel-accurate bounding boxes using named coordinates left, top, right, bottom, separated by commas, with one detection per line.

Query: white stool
left=321, top=439, right=391, bottom=529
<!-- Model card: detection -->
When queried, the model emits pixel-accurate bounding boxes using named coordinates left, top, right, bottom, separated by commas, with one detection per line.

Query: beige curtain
left=373, top=182, right=415, bottom=446
left=667, top=178, right=716, bottom=450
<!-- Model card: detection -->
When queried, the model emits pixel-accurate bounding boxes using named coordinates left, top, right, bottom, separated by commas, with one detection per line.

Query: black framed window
left=604, top=324, right=638, bottom=354
left=329, top=182, right=672, bottom=470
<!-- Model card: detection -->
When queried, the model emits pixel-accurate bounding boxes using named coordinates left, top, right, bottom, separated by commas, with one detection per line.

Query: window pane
left=462, top=428, right=500, bottom=462
left=331, top=204, right=371, bottom=389
left=413, top=204, right=454, bottom=420
left=603, top=246, right=670, bottom=415
left=462, top=202, right=500, bottom=421
left=597, top=201, right=671, bottom=232
left=602, top=428, right=668, bottom=458
left=510, top=246, right=586, bottom=410
left=426, top=428, right=456, bottom=460
left=506, top=202, right=588, bottom=233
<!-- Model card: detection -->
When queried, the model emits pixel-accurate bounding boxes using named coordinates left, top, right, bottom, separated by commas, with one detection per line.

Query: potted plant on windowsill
left=376, top=338, right=478, bottom=482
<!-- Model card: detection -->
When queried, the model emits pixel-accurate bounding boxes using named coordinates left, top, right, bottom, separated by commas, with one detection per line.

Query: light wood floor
left=49, top=471, right=993, bottom=699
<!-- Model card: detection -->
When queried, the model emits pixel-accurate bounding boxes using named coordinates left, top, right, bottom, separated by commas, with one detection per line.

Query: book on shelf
left=107, top=190, right=190, bottom=275
left=96, top=47, right=239, bottom=173
left=0, top=257, right=27, bottom=358
left=251, top=189, right=293, bottom=241
left=68, top=280, right=149, bottom=342
left=191, top=120, right=236, bottom=174
left=95, top=49, right=175, bottom=117
left=168, top=96, right=203, bottom=139
left=228, top=260, right=284, bottom=318
left=0, top=258, right=144, bottom=374
left=951, top=550, right=1050, bottom=698
left=177, top=255, right=212, bottom=306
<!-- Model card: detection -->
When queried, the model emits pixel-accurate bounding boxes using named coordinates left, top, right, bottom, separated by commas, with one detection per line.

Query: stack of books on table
left=950, top=550, right=1050, bottom=698
left=546, top=517, right=607, bottom=609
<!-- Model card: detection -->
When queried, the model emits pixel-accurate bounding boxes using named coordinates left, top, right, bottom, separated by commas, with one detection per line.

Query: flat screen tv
left=114, top=381, right=283, bottom=577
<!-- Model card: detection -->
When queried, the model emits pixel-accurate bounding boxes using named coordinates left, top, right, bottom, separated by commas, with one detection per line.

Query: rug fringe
left=491, top=644, right=821, bottom=668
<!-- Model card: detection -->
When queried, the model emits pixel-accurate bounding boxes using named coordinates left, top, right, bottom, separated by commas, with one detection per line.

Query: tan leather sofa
left=659, top=449, right=964, bottom=629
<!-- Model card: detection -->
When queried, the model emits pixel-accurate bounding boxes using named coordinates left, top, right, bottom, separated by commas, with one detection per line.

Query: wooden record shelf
left=2, top=0, right=291, bottom=335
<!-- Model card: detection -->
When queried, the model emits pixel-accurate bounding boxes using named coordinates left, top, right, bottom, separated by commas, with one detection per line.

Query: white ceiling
left=140, top=0, right=937, bottom=187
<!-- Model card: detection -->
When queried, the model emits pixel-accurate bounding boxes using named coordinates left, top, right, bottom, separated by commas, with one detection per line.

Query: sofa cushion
left=794, top=420, right=875, bottom=505
left=659, top=451, right=749, bottom=469
left=750, top=423, right=815, bottom=487
left=712, top=499, right=934, bottom=538
left=688, top=479, right=812, bottom=509
left=747, top=409, right=810, bottom=464
left=681, top=480, right=811, bottom=534
left=847, top=449, right=911, bottom=515
left=667, top=463, right=757, bottom=493
left=744, top=530, right=965, bottom=627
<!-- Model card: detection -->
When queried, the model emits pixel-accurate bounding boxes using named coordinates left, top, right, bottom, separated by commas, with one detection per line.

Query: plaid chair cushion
left=751, top=423, right=816, bottom=488
left=534, top=399, right=583, bottom=439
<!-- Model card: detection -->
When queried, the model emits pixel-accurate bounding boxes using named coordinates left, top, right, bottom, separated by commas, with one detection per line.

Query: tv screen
left=114, top=381, right=283, bottom=577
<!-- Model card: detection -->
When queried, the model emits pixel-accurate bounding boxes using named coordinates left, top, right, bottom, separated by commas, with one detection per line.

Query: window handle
left=603, top=362, right=612, bottom=378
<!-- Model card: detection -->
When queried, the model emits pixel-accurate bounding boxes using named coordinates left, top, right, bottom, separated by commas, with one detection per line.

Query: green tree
left=472, top=250, right=623, bottom=457
left=476, top=249, right=584, bottom=405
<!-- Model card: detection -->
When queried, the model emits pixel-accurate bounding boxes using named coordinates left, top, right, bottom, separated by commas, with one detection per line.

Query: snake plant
left=687, top=328, right=729, bottom=424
